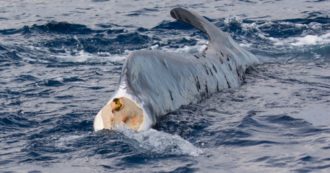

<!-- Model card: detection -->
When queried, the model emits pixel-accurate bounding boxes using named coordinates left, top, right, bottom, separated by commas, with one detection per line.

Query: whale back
left=123, top=50, right=230, bottom=127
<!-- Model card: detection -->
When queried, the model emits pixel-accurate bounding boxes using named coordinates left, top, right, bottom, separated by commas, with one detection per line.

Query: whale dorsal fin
left=170, top=8, right=208, bottom=34
left=170, top=8, right=258, bottom=65
left=170, top=8, right=229, bottom=46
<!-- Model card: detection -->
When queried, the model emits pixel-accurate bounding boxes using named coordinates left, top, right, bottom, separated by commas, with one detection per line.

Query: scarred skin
left=98, top=97, right=144, bottom=131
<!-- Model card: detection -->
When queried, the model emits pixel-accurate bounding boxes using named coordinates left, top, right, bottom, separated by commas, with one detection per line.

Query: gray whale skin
left=93, top=8, right=259, bottom=131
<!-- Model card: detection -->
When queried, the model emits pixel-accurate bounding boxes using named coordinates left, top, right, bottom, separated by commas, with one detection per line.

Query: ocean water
left=1, top=0, right=330, bottom=172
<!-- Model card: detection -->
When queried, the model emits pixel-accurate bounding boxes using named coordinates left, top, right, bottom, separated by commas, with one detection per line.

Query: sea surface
left=1, top=0, right=330, bottom=172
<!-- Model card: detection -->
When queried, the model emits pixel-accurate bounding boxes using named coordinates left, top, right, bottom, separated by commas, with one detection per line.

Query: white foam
left=291, top=33, right=330, bottom=46
left=118, top=128, right=203, bottom=156
left=49, top=38, right=208, bottom=64
left=270, top=33, right=330, bottom=47
left=53, top=50, right=128, bottom=63
left=157, top=39, right=208, bottom=54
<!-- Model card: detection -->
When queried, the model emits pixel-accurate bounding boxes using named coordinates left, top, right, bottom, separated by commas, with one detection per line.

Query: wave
left=0, top=15, right=329, bottom=67
left=152, top=20, right=194, bottom=30
left=0, top=21, right=99, bottom=35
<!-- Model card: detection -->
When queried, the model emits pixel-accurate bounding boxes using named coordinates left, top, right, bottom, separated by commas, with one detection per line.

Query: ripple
left=1, top=1, right=330, bottom=172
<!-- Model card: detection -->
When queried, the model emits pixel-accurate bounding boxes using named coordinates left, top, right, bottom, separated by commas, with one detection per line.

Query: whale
left=93, top=8, right=259, bottom=131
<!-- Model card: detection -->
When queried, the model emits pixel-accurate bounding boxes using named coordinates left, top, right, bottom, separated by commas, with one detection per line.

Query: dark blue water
left=1, top=0, right=330, bottom=172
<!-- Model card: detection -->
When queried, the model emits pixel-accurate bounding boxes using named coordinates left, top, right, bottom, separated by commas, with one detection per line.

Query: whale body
left=94, top=8, right=259, bottom=131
